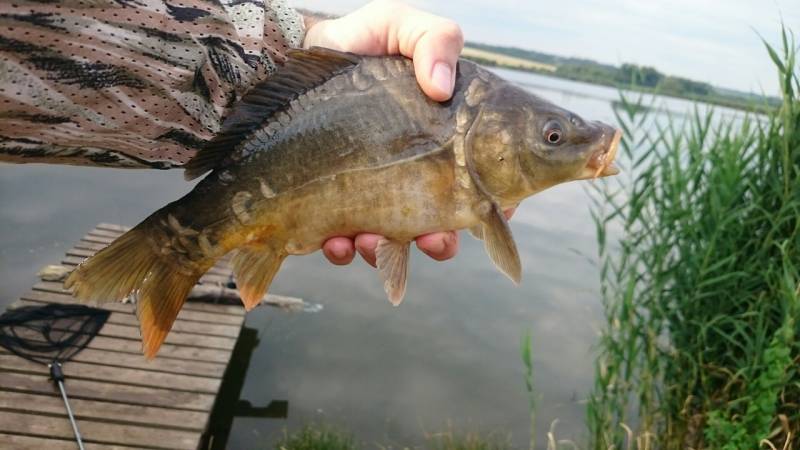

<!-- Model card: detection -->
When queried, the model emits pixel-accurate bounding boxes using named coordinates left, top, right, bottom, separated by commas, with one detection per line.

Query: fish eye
left=543, top=120, right=563, bottom=145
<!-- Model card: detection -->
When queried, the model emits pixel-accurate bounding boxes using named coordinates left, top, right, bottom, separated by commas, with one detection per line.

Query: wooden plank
left=17, top=296, right=241, bottom=338
left=99, top=323, right=236, bottom=350
left=33, top=281, right=246, bottom=317
left=86, top=228, right=124, bottom=239
left=0, top=325, right=235, bottom=364
left=81, top=336, right=234, bottom=364
left=0, top=345, right=225, bottom=379
left=73, top=240, right=112, bottom=252
left=0, top=371, right=215, bottom=411
left=0, top=304, right=237, bottom=351
left=0, top=391, right=207, bottom=431
left=0, top=355, right=221, bottom=393
left=25, top=285, right=245, bottom=324
left=0, top=433, right=147, bottom=450
left=20, top=291, right=241, bottom=338
left=0, top=314, right=234, bottom=363
left=96, top=223, right=130, bottom=232
left=0, top=223, right=254, bottom=450
left=0, top=411, right=199, bottom=450
left=79, top=233, right=116, bottom=245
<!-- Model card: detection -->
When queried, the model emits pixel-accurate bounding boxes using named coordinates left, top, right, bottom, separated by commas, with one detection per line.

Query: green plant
left=521, top=331, right=537, bottom=450
left=276, top=424, right=357, bottom=450
left=425, top=428, right=512, bottom=450
left=587, top=27, right=799, bottom=449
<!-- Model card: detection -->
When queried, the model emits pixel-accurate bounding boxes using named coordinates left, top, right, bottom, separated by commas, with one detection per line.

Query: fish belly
left=255, top=150, right=480, bottom=255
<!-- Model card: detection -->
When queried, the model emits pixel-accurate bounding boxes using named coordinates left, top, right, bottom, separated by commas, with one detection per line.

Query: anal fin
left=136, top=268, right=201, bottom=359
left=479, top=202, right=521, bottom=284
left=231, top=246, right=286, bottom=311
left=375, top=238, right=411, bottom=306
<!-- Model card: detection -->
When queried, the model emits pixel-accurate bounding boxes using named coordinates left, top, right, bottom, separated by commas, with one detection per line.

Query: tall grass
left=587, top=27, right=799, bottom=449
left=276, top=424, right=357, bottom=450
left=521, top=331, right=537, bottom=450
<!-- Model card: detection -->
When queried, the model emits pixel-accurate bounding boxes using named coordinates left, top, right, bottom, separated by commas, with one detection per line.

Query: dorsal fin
left=183, top=47, right=360, bottom=180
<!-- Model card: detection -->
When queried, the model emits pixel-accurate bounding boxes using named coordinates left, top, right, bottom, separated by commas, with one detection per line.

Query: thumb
left=406, top=22, right=464, bottom=102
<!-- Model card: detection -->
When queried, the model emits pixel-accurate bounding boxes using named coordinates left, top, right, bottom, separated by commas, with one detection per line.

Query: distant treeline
left=465, top=41, right=781, bottom=112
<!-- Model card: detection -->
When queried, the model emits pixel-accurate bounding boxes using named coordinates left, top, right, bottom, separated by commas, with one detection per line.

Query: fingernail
left=431, top=62, right=453, bottom=96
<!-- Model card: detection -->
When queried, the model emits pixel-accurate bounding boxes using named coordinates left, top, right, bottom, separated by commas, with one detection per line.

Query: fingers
left=415, top=231, right=459, bottom=261
left=322, top=237, right=356, bottom=265
left=403, top=20, right=464, bottom=101
left=354, top=233, right=382, bottom=267
left=302, top=0, right=464, bottom=102
left=355, top=231, right=459, bottom=266
left=324, top=231, right=461, bottom=267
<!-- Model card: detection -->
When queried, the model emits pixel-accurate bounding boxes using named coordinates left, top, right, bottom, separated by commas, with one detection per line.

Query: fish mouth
left=579, top=127, right=622, bottom=180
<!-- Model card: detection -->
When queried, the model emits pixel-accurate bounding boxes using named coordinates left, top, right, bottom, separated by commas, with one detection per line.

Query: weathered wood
left=0, top=355, right=221, bottom=393
left=0, top=328, right=237, bottom=364
left=0, top=309, right=237, bottom=350
left=0, top=410, right=199, bottom=449
left=0, top=345, right=226, bottom=378
left=0, top=433, right=147, bottom=450
left=0, top=391, right=207, bottom=431
left=0, top=371, right=215, bottom=411
left=85, top=228, right=124, bottom=239
left=83, top=336, right=235, bottom=364
left=33, top=280, right=246, bottom=317
left=96, top=223, right=130, bottom=232
left=97, top=323, right=237, bottom=350
left=17, top=296, right=241, bottom=338
left=24, top=286, right=246, bottom=324
left=0, top=222, right=266, bottom=449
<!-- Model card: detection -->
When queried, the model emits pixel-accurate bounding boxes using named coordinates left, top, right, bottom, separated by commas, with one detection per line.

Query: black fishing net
left=0, top=303, right=109, bottom=366
left=0, top=303, right=110, bottom=449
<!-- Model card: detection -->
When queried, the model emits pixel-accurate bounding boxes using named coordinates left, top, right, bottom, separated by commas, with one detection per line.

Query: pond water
left=0, top=69, right=744, bottom=448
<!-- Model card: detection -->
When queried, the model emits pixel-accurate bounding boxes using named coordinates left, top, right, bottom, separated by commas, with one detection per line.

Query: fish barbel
left=66, top=48, right=620, bottom=358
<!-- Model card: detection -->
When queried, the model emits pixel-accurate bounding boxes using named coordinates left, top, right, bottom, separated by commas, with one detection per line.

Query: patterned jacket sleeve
left=0, top=0, right=305, bottom=169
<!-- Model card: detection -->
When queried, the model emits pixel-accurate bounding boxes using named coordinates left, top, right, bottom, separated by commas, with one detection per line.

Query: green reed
left=521, top=331, right=537, bottom=450
left=587, top=27, right=799, bottom=449
left=276, top=424, right=357, bottom=450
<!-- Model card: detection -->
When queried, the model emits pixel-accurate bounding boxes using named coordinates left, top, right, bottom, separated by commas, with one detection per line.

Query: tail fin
left=65, top=226, right=204, bottom=359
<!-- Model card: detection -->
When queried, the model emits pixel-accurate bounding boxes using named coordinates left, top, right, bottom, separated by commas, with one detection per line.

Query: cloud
left=291, top=0, right=798, bottom=95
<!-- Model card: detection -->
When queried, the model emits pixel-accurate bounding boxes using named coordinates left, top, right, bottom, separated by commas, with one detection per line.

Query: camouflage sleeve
left=0, top=0, right=306, bottom=169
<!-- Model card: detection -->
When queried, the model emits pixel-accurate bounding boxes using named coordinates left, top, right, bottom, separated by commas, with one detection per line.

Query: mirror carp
left=66, top=48, right=620, bottom=358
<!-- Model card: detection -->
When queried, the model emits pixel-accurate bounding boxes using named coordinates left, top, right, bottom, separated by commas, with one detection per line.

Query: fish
left=65, top=47, right=621, bottom=358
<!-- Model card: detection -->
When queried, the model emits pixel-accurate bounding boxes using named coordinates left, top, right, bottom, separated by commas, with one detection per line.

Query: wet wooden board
left=0, top=223, right=258, bottom=450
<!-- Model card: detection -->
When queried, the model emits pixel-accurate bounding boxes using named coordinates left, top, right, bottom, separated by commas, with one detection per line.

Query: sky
left=290, top=0, right=799, bottom=97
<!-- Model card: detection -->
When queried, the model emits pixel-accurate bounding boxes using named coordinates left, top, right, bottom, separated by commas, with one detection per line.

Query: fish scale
left=66, top=48, right=621, bottom=358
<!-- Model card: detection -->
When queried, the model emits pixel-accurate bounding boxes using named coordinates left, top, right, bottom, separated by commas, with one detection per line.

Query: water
left=0, top=70, right=745, bottom=448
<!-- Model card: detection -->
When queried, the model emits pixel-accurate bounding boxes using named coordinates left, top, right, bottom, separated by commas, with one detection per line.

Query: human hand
left=304, top=1, right=475, bottom=267
left=303, top=0, right=464, bottom=101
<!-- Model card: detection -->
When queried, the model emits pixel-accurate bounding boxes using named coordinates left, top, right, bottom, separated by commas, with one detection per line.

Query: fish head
left=467, top=83, right=620, bottom=205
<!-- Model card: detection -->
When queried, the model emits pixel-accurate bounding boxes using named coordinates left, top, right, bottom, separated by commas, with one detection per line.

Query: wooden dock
left=0, top=223, right=250, bottom=449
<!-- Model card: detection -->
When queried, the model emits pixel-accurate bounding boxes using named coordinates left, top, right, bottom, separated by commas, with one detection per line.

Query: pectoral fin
left=480, top=202, right=521, bottom=284
left=468, top=224, right=484, bottom=240
left=231, top=246, right=286, bottom=311
left=375, top=238, right=411, bottom=306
